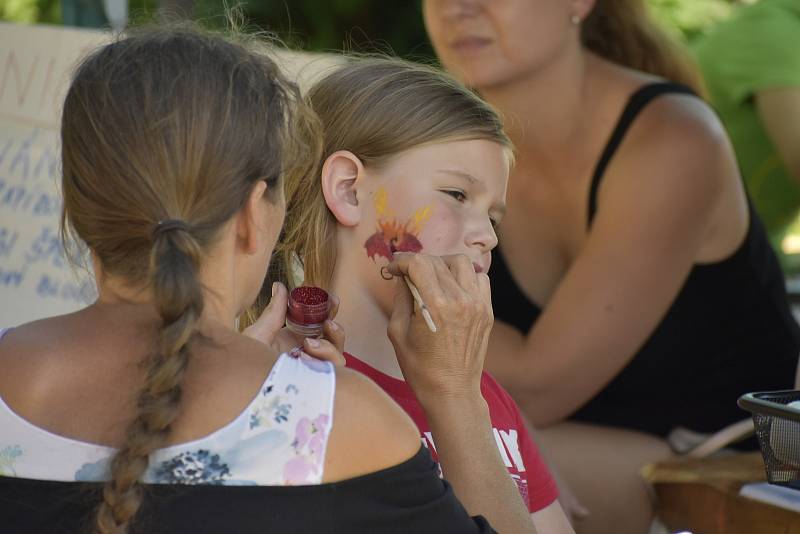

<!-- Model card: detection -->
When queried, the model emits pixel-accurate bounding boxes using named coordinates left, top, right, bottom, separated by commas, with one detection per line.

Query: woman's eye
left=442, top=189, right=467, bottom=202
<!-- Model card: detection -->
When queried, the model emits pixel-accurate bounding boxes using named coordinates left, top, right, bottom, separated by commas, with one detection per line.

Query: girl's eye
left=441, top=189, right=467, bottom=202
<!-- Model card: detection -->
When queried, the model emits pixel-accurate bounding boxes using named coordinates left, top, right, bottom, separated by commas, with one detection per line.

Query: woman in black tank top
left=424, top=2, right=800, bottom=533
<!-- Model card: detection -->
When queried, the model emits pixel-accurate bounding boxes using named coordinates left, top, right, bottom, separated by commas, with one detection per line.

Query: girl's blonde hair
left=248, top=56, right=511, bottom=321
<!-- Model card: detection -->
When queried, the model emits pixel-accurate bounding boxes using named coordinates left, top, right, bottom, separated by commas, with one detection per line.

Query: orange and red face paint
left=364, top=187, right=433, bottom=261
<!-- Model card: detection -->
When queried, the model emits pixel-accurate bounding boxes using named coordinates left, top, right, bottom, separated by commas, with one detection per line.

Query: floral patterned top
left=0, top=328, right=336, bottom=486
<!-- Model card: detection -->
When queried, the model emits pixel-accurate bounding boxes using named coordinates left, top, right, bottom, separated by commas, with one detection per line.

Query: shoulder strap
left=587, top=82, right=696, bottom=228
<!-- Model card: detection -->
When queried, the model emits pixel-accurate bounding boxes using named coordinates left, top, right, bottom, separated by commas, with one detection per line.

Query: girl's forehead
left=379, top=139, right=509, bottom=175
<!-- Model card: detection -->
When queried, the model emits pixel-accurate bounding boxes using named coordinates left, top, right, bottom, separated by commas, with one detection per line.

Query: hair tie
left=153, top=219, right=191, bottom=238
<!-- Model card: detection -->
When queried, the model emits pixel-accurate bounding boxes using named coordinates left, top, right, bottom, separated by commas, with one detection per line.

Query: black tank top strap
left=587, top=82, right=697, bottom=228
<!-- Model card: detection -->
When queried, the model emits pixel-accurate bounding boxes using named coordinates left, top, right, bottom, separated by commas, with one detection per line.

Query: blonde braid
left=94, top=227, right=204, bottom=533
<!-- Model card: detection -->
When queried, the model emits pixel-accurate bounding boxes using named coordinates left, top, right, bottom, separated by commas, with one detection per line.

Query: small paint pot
left=286, top=286, right=330, bottom=338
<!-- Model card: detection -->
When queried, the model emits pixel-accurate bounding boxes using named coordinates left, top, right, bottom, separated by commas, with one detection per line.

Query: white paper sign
left=0, top=22, right=340, bottom=326
left=0, top=23, right=107, bottom=326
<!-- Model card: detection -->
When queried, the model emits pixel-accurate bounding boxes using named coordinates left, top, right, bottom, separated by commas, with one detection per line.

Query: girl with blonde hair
left=253, top=55, right=574, bottom=533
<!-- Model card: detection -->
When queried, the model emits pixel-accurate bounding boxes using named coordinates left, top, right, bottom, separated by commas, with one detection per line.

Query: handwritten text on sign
left=0, top=23, right=105, bottom=325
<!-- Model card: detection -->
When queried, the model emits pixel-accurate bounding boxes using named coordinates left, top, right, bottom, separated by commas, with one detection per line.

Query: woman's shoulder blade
left=321, top=367, right=420, bottom=483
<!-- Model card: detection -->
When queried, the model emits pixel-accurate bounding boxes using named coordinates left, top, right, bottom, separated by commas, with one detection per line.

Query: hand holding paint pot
left=243, top=282, right=346, bottom=366
left=385, top=252, right=493, bottom=407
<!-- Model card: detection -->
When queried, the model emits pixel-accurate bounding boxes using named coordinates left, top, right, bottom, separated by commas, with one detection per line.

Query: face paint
left=364, top=187, right=433, bottom=262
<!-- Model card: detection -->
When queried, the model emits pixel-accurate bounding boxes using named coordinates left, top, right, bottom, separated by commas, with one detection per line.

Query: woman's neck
left=93, top=256, right=239, bottom=329
left=330, top=265, right=405, bottom=380
left=480, top=48, right=598, bottom=158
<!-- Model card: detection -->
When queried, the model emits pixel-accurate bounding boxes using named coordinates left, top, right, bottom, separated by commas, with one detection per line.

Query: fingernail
left=271, top=282, right=277, bottom=297
left=326, top=320, right=339, bottom=331
left=305, top=338, right=320, bottom=348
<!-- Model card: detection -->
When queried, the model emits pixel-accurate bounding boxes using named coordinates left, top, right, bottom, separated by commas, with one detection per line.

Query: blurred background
left=5, top=0, right=800, bottom=272
left=0, top=0, right=755, bottom=57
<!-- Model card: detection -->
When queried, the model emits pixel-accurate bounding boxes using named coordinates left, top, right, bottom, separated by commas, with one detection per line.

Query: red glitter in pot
left=286, top=286, right=330, bottom=337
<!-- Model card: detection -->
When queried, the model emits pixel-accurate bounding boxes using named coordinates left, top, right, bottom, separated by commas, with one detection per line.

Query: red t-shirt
left=344, top=352, right=559, bottom=513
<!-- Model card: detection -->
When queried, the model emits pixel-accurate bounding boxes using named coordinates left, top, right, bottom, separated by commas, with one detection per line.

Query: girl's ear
left=321, top=150, right=365, bottom=227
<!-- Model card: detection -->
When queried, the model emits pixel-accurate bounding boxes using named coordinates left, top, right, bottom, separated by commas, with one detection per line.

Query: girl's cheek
left=419, top=208, right=464, bottom=254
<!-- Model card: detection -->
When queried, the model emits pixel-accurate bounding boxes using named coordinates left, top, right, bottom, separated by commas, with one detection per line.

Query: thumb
left=244, top=282, right=288, bottom=345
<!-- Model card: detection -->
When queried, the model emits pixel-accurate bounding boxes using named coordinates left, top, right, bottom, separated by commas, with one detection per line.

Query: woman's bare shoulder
left=322, top=367, right=421, bottom=483
left=612, top=88, right=734, bottom=195
left=639, top=91, right=727, bottom=145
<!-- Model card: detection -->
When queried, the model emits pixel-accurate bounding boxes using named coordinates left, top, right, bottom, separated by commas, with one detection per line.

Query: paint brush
left=403, top=275, right=438, bottom=333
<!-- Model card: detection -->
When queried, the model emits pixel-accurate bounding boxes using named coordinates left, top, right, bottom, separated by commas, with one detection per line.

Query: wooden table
left=642, top=452, right=800, bottom=534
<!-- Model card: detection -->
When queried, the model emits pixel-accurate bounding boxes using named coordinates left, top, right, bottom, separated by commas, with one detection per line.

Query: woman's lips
left=451, top=37, right=492, bottom=54
left=473, top=262, right=485, bottom=274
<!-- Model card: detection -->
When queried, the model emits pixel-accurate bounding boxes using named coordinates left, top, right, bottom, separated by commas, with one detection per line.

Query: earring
left=571, top=14, right=581, bottom=25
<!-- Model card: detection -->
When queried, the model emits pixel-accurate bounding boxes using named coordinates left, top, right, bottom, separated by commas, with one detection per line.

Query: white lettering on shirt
left=500, top=429, right=526, bottom=472
left=492, top=428, right=513, bottom=468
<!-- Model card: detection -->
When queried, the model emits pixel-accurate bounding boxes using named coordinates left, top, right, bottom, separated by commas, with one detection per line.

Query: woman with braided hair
left=0, top=25, right=508, bottom=533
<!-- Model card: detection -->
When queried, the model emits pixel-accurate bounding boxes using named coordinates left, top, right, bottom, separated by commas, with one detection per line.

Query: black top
left=491, top=82, right=800, bottom=437
left=0, top=447, right=494, bottom=534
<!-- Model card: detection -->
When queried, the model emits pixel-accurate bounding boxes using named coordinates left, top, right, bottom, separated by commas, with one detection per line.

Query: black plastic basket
left=738, top=390, right=800, bottom=490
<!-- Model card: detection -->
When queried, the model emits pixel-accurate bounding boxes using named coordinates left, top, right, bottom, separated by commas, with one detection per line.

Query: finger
left=243, top=282, right=288, bottom=344
left=388, top=277, right=413, bottom=345
left=302, top=337, right=346, bottom=367
left=387, top=253, right=447, bottom=309
left=440, top=254, right=479, bottom=295
left=429, top=255, right=468, bottom=302
left=477, top=273, right=493, bottom=315
left=328, top=294, right=340, bottom=320
left=322, top=319, right=345, bottom=354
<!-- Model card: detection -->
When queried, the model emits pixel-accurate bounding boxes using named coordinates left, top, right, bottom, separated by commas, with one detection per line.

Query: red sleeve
left=515, top=403, right=559, bottom=512
left=485, top=372, right=559, bottom=512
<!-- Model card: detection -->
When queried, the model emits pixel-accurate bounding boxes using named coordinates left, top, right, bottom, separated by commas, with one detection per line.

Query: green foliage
left=647, top=0, right=745, bottom=41
left=0, top=0, right=60, bottom=24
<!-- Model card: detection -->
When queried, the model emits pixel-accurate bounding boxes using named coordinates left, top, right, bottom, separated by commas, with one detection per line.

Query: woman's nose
left=439, top=0, right=483, bottom=19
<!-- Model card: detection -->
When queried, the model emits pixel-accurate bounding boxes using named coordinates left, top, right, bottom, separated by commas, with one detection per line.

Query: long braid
left=94, top=227, right=204, bottom=533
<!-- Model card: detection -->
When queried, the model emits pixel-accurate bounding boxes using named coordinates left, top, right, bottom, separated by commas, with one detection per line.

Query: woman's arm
left=387, top=253, right=539, bottom=534
left=487, top=95, right=747, bottom=425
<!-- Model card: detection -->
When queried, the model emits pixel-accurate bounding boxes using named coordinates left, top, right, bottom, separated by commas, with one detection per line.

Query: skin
left=0, top=180, right=422, bottom=486
left=424, top=1, right=758, bottom=533
left=755, top=87, right=800, bottom=185
left=323, top=138, right=572, bottom=533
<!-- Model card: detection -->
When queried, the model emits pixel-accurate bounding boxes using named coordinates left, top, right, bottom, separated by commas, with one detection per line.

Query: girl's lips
left=473, top=262, right=485, bottom=274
